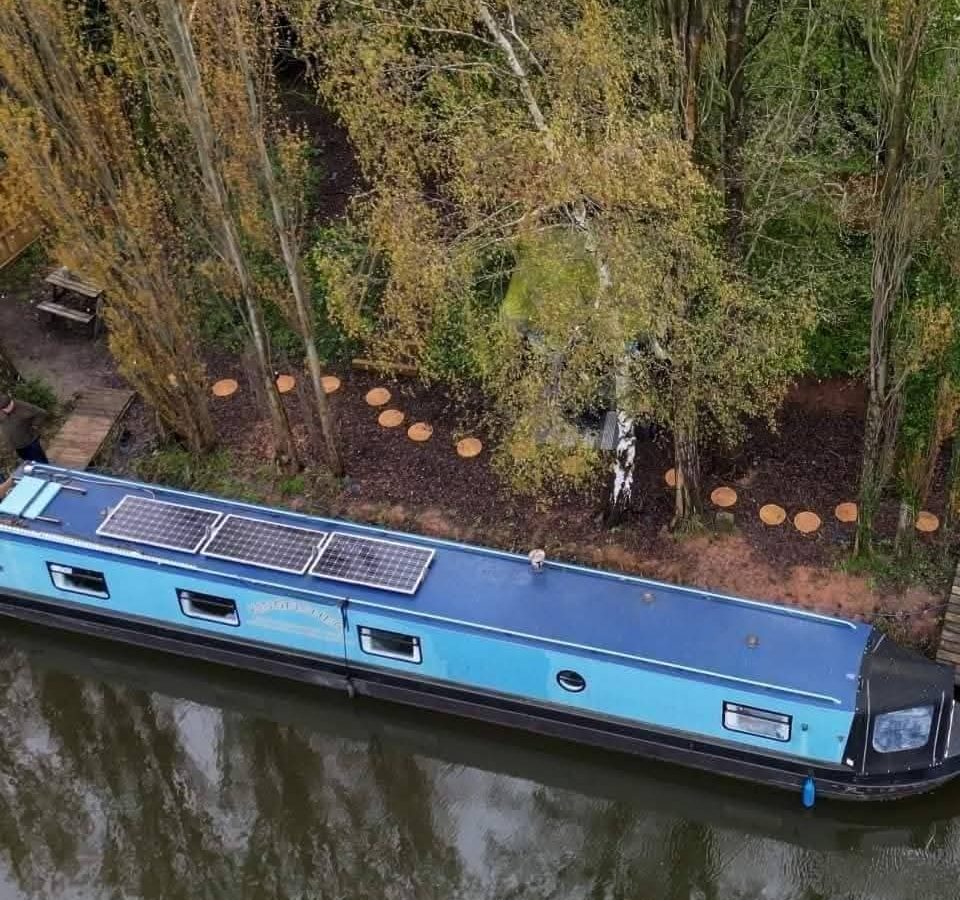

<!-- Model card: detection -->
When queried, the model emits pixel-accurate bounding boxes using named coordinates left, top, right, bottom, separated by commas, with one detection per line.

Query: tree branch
left=477, top=3, right=553, bottom=147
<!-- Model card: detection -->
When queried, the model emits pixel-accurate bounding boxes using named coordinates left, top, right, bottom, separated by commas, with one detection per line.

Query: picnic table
left=37, top=267, right=104, bottom=336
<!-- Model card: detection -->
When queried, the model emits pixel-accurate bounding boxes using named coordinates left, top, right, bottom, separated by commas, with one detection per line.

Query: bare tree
left=113, top=0, right=300, bottom=469
left=225, top=0, right=344, bottom=475
left=855, top=0, right=939, bottom=555
left=0, top=0, right=216, bottom=453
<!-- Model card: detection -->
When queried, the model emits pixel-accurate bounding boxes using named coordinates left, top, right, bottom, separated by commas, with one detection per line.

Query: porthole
left=557, top=670, right=586, bottom=693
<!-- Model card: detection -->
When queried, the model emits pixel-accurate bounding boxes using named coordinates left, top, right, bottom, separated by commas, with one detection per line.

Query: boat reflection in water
left=8, top=620, right=960, bottom=856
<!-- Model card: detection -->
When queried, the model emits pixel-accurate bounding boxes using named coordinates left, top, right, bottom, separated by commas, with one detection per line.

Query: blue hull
left=1, top=464, right=959, bottom=802
left=0, top=586, right=957, bottom=801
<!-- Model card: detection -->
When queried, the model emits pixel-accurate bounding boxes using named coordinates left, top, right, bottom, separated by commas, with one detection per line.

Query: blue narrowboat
left=1, top=462, right=958, bottom=802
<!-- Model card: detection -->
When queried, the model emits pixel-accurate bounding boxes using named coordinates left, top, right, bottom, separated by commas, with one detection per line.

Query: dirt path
left=0, top=263, right=121, bottom=401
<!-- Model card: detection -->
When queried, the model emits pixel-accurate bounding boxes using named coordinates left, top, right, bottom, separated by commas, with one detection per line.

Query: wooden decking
left=937, top=565, right=960, bottom=680
left=46, top=387, right=135, bottom=470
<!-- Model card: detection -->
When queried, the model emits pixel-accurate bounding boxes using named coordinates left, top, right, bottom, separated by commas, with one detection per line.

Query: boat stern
left=827, top=631, right=960, bottom=798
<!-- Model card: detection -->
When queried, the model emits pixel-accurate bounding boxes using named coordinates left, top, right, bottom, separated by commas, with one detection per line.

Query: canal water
left=1, top=623, right=960, bottom=899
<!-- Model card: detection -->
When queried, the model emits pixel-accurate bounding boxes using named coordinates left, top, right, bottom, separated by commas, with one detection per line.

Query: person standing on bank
left=0, top=393, right=49, bottom=463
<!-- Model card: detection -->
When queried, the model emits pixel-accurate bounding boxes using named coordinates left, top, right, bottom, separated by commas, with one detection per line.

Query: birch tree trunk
left=605, top=368, right=636, bottom=525
left=157, top=0, right=298, bottom=469
left=481, top=4, right=642, bottom=521
left=228, top=0, right=344, bottom=476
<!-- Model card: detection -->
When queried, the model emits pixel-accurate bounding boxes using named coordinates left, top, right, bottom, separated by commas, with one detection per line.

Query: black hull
left=0, top=591, right=957, bottom=802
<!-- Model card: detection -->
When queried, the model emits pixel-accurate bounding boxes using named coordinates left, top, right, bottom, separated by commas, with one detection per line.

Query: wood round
left=212, top=378, right=238, bottom=398
left=365, top=387, right=391, bottom=407
left=759, top=503, right=786, bottom=526
left=408, top=422, right=433, bottom=442
left=456, top=437, right=483, bottom=459
left=664, top=468, right=677, bottom=487
left=834, top=502, right=858, bottom=523
left=793, top=511, right=822, bottom=534
left=321, top=375, right=341, bottom=394
left=915, top=511, right=940, bottom=533
left=378, top=409, right=405, bottom=428
left=710, top=486, right=737, bottom=509
left=276, top=374, right=296, bottom=394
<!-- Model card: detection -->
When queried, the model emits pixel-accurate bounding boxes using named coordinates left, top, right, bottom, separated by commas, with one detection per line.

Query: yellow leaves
left=885, top=0, right=906, bottom=40
left=303, top=0, right=816, bottom=488
left=898, top=299, right=956, bottom=377
left=0, top=0, right=218, bottom=449
left=496, top=413, right=601, bottom=500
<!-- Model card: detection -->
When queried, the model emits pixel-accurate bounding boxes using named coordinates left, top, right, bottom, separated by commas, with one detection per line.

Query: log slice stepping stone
left=710, top=486, right=737, bottom=508
left=759, top=504, right=786, bottom=526
left=456, top=437, right=483, bottom=458
left=378, top=409, right=405, bottom=428
left=212, top=378, right=238, bottom=398
left=365, top=387, right=391, bottom=406
left=408, top=422, right=433, bottom=442
left=793, top=511, right=821, bottom=534
left=321, top=375, right=341, bottom=394
left=834, top=502, right=858, bottom=523
left=916, top=511, right=940, bottom=533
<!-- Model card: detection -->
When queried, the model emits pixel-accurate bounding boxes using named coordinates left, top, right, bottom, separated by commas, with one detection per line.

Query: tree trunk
left=605, top=411, right=636, bottom=526
left=723, top=0, right=749, bottom=254
left=673, top=417, right=702, bottom=528
left=855, top=388, right=885, bottom=556
left=157, top=0, right=298, bottom=470
left=855, top=11, right=926, bottom=555
left=894, top=498, right=915, bottom=558
left=228, top=0, right=344, bottom=476
left=682, top=0, right=706, bottom=145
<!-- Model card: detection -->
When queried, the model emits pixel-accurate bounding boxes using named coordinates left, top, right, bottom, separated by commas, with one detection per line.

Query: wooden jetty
left=937, top=565, right=960, bottom=681
left=46, top=387, right=134, bottom=470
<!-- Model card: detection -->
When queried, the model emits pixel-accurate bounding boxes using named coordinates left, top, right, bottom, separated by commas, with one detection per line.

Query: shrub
left=13, top=375, right=58, bottom=413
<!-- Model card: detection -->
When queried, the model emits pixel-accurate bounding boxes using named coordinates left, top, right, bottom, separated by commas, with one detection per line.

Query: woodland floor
left=0, top=84, right=953, bottom=652
left=0, top=259, right=952, bottom=653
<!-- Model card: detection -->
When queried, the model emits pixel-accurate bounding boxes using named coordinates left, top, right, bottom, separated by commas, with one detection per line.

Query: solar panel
left=200, top=514, right=328, bottom=574
left=96, top=495, right=221, bottom=553
left=310, top=533, right=433, bottom=594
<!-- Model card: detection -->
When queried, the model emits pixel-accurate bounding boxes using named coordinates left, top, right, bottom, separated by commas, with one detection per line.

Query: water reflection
left=1, top=622, right=960, bottom=899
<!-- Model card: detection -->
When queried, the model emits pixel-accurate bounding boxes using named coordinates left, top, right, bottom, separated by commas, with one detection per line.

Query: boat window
left=557, top=670, right=587, bottom=693
left=722, top=702, right=791, bottom=742
left=358, top=626, right=422, bottom=663
left=177, top=589, right=240, bottom=627
left=47, top=563, right=109, bottom=599
left=872, top=705, right=934, bottom=753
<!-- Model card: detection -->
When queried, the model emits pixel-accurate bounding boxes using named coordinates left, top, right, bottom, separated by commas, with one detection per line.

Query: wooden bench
left=35, top=299, right=96, bottom=325
left=39, top=267, right=104, bottom=336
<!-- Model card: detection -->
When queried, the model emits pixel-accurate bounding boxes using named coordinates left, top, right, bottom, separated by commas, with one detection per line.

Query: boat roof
left=0, top=465, right=873, bottom=709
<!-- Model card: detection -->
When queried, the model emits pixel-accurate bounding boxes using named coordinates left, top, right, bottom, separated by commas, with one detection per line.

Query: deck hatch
left=310, top=532, right=434, bottom=594
left=200, top=514, right=328, bottom=575
left=96, top=495, right=221, bottom=553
